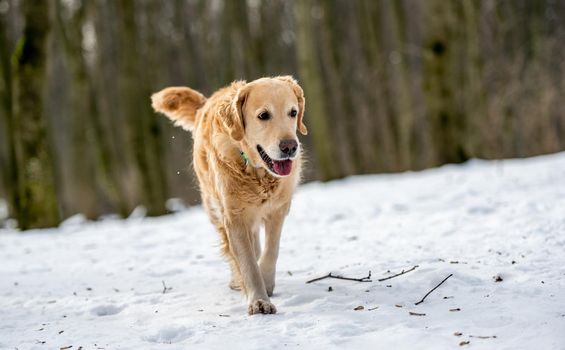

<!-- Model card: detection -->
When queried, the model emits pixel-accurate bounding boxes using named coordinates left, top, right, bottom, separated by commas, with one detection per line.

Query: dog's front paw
left=248, top=299, right=277, bottom=315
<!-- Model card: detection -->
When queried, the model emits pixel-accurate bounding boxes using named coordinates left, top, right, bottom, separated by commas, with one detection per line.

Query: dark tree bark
left=54, top=0, right=98, bottom=219
left=358, top=0, right=398, bottom=171
left=11, top=0, right=59, bottom=229
left=382, top=0, right=416, bottom=170
left=0, top=9, right=16, bottom=216
left=117, top=0, right=167, bottom=216
left=316, top=2, right=355, bottom=177
left=422, top=0, right=468, bottom=165
left=90, top=0, right=135, bottom=216
left=295, top=0, right=339, bottom=180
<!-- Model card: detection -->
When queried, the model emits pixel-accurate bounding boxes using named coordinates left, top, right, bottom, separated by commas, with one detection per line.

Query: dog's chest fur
left=193, top=144, right=298, bottom=223
left=215, top=153, right=294, bottom=208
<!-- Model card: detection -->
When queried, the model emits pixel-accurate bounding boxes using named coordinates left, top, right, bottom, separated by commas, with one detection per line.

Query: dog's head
left=152, top=76, right=307, bottom=178
left=229, top=76, right=307, bottom=177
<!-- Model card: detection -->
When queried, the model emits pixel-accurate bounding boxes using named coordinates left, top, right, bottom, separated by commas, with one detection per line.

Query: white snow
left=1, top=153, right=565, bottom=350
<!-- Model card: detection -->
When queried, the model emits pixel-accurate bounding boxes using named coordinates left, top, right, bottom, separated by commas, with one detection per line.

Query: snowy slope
left=1, top=153, right=565, bottom=350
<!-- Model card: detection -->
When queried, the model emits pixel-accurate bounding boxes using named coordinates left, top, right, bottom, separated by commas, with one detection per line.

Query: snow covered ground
left=1, top=152, right=565, bottom=350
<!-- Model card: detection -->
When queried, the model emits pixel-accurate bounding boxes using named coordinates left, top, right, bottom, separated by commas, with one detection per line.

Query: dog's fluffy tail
left=151, top=86, right=207, bottom=131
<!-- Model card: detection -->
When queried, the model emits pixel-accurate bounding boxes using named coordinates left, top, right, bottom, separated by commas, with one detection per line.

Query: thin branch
left=162, top=280, right=172, bottom=294
left=378, top=265, right=419, bottom=282
left=305, top=273, right=332, bottom=284
left=409, top=311, right=426, bottom=316
left=469, top=335, right=497, bottom=339
left=306, top=271, right=372, bottom=284
left=414, top=274, right=453, bottom=305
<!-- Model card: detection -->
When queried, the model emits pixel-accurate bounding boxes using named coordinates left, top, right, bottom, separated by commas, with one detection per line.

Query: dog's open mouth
left=257, top=145, right=293, bottom=176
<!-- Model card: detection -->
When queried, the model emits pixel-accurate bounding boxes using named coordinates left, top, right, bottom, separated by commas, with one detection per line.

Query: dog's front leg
left=227, top=219, right=276, bottom=315
left=259, top=206, right=287, bottom=297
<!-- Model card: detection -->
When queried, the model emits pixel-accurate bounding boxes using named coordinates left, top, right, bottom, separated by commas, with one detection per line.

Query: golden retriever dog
left=151, top=76, right=307, bottom=314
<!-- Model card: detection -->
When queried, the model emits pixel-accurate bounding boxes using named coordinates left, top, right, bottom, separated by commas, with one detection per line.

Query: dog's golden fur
left=152, top=76, right=307, bottom=314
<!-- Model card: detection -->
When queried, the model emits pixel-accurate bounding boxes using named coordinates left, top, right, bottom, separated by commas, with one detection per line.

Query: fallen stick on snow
left=409, top=311, right=426, bottom=316
left=162, top=280, right=172, bottom=294
left=378, top=265, right=419, bottom=282
left=306, top=271, right=372, bottom=284
left=414, top=273, right=453, bottom=305
left=469, top=335, right=497, bottom=339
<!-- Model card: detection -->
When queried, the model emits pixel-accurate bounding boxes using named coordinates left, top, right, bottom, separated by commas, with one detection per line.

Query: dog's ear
left=151, top=87, right=206, bottom=131
left=276, top=76, right=308, bottom=135
left=219, top=83, right=248, bottom=142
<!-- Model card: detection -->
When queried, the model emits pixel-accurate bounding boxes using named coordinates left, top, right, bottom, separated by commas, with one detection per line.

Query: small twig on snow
left=162, top=280, right=172, bottom=294
left=409, top=311, right=426, bottom=316
left=469, top=335, right=497, bottom=339
left=306, top=271, right=372, bottom=284
left=378, top=265, right=419, bottom=282
left=414, top=274, right=453, bottom=305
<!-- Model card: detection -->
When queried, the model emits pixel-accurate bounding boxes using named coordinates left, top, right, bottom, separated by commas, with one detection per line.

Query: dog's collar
left=240, top=151, right=250, bottom=166
left=240, top=150, right=263, bottom=169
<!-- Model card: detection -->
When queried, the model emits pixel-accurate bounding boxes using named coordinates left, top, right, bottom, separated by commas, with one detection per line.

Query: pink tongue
left=273, top=159, right=293, bottom=176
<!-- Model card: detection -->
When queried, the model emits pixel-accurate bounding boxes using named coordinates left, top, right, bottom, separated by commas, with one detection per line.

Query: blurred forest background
left=1, top=0, right=565, bottom=229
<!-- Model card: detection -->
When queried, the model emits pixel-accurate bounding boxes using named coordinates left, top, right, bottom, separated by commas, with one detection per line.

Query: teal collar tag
left=240, top=151, right=250, bottom=166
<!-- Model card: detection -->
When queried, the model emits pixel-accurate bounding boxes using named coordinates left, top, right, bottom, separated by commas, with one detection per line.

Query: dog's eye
left=289, top=109, right=297, bottom=118
left=258, top=111, right=270, bottom=120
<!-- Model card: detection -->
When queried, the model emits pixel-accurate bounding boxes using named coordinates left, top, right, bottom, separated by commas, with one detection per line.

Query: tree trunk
left=0, top=10, right=15, bottom=216
left=11, top=0, right=59, bottom=229
left=422, top=0, right=468, bottom=165
left=54, top=0, right=98, bottom=220
left=358, top=0, right=398, bottom=171
left=117, top=0, right=167, bottom=216
left=89, top=0, right=134, bottom=216
left=294, top=0, right=338, bottom=180
left=316, top=0, right=355, bottom=177
left=383, top=0, right=416, bottom=170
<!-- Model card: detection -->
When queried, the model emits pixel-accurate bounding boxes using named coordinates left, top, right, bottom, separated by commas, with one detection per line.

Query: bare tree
left=11, top=0, right=59, bottom=229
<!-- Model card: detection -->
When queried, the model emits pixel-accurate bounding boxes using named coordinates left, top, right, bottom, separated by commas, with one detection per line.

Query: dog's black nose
left=279, top=139, right=298, bottom=157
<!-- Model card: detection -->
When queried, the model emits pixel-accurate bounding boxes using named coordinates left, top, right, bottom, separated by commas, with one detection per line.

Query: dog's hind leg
left=228, top=263, right=243, bottom=291
left=217, top=225, right=243, bottom=291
